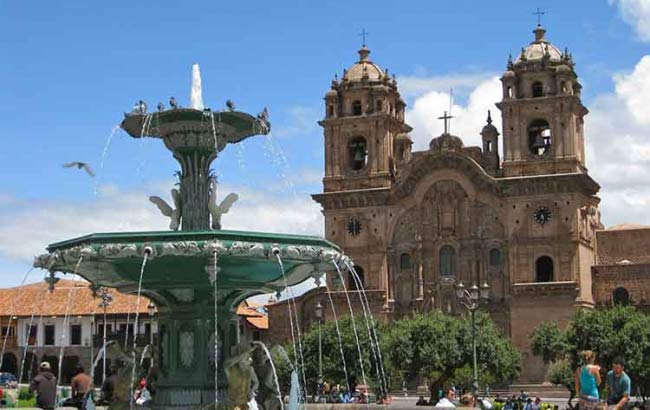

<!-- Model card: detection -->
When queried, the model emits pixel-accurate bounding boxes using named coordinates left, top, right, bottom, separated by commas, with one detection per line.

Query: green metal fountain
left=33, top=64, right=341, bottom=409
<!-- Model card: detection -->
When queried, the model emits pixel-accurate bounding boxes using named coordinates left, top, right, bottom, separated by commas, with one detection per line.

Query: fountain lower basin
left=34, top=229, right=342, bottom=409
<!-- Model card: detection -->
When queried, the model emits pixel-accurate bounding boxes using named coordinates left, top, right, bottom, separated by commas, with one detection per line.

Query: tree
left=531, top=306, right=650, bottom=403
left=382, top=311, right=521, bottom=398
left=278, top=316, right=387, bottom=396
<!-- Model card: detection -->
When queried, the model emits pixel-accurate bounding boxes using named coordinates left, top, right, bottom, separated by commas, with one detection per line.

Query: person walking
left=606, top=357, right=631, bottom=410
left=29, top=362, right=57, bottom=410
left=575, top=350, right=601, bottom=410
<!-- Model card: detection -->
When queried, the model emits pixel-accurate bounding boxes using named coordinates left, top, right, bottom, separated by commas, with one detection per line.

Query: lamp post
left=147, top=302, right=156, bottom=347
left=314, top=300, right=324, bottom=399
left=455, top=281, right=490, bottom=399
left=97, top=288, right=113, bottom=385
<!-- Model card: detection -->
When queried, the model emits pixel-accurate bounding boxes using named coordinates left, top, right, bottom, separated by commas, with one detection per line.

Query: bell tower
left=319, top=45, right=412, bottom=192
left=496, top=25, right=588, bottom=177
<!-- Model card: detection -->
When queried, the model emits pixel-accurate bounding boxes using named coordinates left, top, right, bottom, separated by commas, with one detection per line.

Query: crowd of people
left=26, top=360, right=152, bottom=409
left=413, top=352, right=633, bottom=410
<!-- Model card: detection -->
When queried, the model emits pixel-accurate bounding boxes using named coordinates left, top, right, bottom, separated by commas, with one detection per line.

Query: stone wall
left=592, top=263, right=650, bottom=307
left=266, top=287, right=387, bottom=346
left=596, top=228, right=650, bottom=264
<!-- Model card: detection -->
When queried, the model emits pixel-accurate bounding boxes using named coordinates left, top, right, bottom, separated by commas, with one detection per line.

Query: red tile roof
left=0, top=279, right=152, bottom=317
left=236, top=300, right=268, bottom=330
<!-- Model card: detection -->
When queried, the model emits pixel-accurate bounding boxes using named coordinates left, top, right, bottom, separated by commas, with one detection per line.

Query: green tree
left=531, top=306, right=650, bottom=403
left=382, top=311, right=520, bottom=398
left=279, top=316, right=387, bottom=396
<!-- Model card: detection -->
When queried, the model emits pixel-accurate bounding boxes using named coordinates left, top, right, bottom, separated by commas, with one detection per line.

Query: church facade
left=267, top=25, right=646, bottom=384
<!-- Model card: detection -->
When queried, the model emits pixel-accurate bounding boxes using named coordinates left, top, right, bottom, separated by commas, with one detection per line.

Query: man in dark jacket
left=29, top=361, right=57, bottom=410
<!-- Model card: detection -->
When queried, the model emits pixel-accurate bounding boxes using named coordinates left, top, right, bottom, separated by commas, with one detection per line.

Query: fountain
left=33, top=65, right=344, bottom=410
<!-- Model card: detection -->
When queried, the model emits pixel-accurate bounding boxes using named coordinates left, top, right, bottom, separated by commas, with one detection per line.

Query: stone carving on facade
left=579, top=205, right=603, bottom=244
left=391, top=207, right=419, bottom=244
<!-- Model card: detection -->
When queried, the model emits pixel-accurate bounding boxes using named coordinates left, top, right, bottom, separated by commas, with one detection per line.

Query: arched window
left=327, top=105, right=334, bottom=117
left=352, top=100, right=362, bottom=116
left=613, top=287, right=630, bottom=306
left=506, top=86, right=513, bottom=98
left=535, top=256, right=554, bottom=282
left=528, top=119, right=552, bottom=156
left=400, top=253, right=413, bottom=270
left=348, top=265, right=364, bottom=290
left=349, top=137, right=368, bottom=171
left=439, top=245, right=456, bottom=277
left=489, top=248, right=501, bottom=266
left=532, top=81, right=544, bottom=98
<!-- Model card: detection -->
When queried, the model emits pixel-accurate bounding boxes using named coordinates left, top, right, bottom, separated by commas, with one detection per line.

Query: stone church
left=268, top=24, right=650, bottom=384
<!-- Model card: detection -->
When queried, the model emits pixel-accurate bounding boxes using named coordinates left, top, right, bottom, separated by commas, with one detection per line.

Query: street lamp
left=314, top=300, right=324, bottom=399
left=147, top=302, right=156, bottom=346
left=97, top=288, right=113, bottom=385
left=454, top=280, right=490, bottom=399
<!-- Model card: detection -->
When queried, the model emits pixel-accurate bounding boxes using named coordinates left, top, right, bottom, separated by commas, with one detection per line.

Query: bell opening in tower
left=349, top=137, right=368, bottom=170
left=528, top=119, right=552, bottom=156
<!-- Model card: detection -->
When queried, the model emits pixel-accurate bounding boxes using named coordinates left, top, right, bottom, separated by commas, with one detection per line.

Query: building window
left=349, top=137, right=368, bottom=171
left=70, top=325, right=82, bottom=346
left=489, top=248, right=501, bottom=266
left=352, top=100, right=362, bottom=116
left=376, top=100, right=383, bottom=112
left=528, top=119, right=552, bottom=156
left=1, top=326, right=14, bottom=337
left=613, top=287, right=630, bottom=306
left=97, top=324, right=112, bottom=335
left=400, top=253, right=413, bottom=270
left=535, top=256, right=554, bottom=282
left=327, top=105, right=334, bottom=117
left=439, top=245, right=456, bottom=277
left=26, top=325, right=37, bottom=344
left=44, top=325, right=55, bottom=346
left=348, top=265, right=364, bottom=290
left=532, top=81, right=544, bottom=97
left=486, top=140, right=492, bottom=152
left=506, top=86, right=513, bottom=98
left=253, top=331, right=261, bottom=341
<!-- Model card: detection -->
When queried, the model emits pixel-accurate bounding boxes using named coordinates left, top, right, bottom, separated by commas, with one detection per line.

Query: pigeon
left=63, top=162, right=95, bottom=177
left=157, top=102, right=165, bottom=112
left=208, top=178, right=238, bottom=230
left=149, top=188, right=182, bottom=231
left=226, top=99, right=235, bottom=111
left=139, top=100, right=147, bottom=114
left=169, top=97, right=178, bottom=109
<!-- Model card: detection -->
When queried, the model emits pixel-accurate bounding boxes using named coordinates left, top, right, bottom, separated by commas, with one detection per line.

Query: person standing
left=606, top=357, right=631, bottom=410
left=575, top=350, right=601, bottom=410
left=29, top=362, right=57, bottom=410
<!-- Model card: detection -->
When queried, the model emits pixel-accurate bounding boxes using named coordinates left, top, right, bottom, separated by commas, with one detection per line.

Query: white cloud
left=610, top=0, right=650, bottom=41
left=585, top=54, right=650, bottom=226
left=405, top=76, right=502, bottom=150
left=0, top=182, right=323, bottom=265
left=613, top=55, right=650, bottom=124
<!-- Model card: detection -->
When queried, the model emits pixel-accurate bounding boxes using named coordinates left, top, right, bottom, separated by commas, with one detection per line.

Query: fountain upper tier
left=121, top=108, right=270, bottom=153
left=34, top=230, right=342, bottom=307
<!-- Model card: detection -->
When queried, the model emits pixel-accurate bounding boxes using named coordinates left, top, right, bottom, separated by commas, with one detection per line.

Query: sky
left=1, top=0, right=650, bottom=291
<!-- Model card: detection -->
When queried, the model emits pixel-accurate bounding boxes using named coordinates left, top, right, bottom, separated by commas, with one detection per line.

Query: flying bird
left=149, top=188, right=182, bottom=231
left=169, top=97, right=178, bottom=109
left=226, top=99, right=235, bottom=111
left=208, top=178, right=238, bottom=230
left=63, top=162, right=95, bottom=177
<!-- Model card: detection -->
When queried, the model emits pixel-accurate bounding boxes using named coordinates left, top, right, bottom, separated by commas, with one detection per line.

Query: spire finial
left=533, top=8, right=545, bottom=26
left=487, top=110, right=493, bottom=125
left=359, top=28, right=369, bottom=47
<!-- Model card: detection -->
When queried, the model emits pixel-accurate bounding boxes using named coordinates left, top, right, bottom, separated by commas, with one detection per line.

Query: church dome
left=515, top=25, right=563, bottom=64
left=343, top=46, right=387, bottom=81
